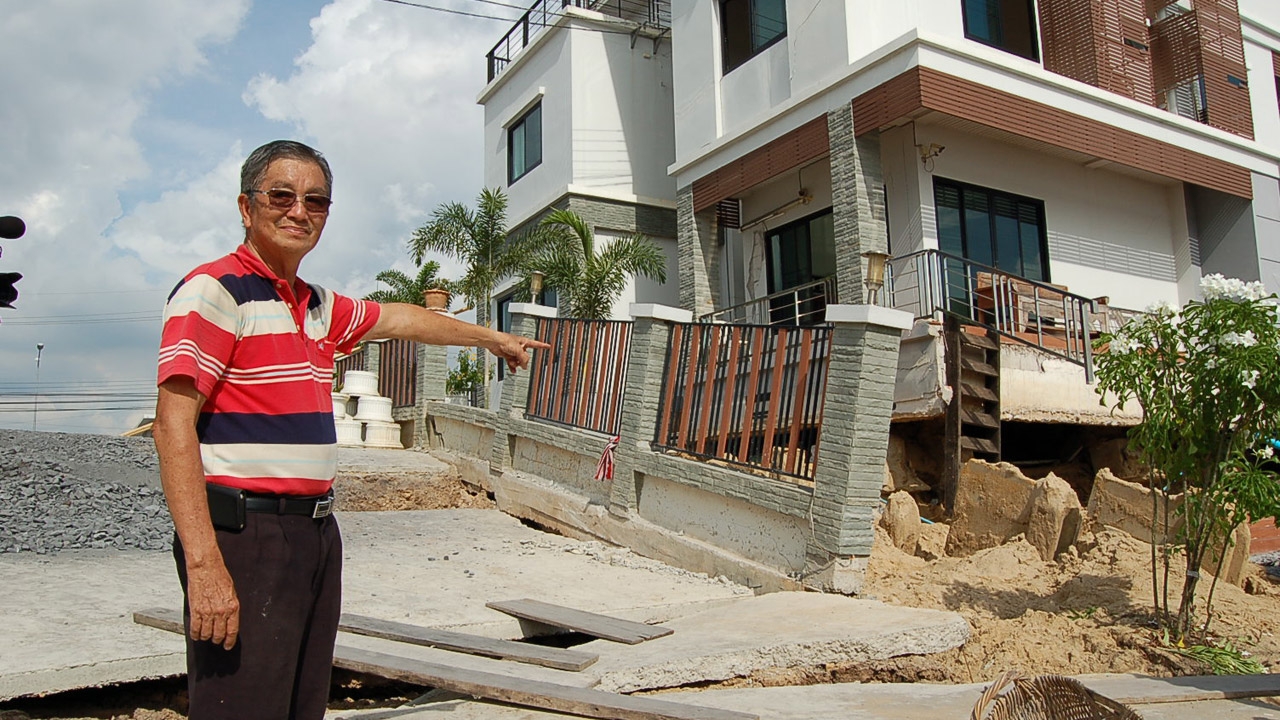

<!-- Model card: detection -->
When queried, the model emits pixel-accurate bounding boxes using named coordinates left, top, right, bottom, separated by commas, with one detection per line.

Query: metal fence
left=526, top=317, right=633, bottom=436
left=378, top=338, right=418, bottom=409
left=699, top=276, right=837, bottom=326
left=654, top=322, right=831, bottom=483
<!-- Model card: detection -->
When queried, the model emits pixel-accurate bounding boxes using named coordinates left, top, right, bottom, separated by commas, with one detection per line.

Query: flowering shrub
left=1094, top=274, right=1280, bottom=642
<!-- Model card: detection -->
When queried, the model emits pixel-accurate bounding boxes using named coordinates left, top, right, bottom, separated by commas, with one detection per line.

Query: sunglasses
left=249, top=188, right=333, bottom=214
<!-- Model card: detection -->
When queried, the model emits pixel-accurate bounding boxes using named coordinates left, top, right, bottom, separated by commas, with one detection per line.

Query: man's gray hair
left=240, top=140, right=333, bottom=195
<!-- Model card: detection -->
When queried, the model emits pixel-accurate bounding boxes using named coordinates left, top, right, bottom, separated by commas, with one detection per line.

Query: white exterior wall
left=883, top=125, right=1186, bottom=310
left=483, top=30, right=574, bottom=224
left=570, top=26, right=677, bottom=203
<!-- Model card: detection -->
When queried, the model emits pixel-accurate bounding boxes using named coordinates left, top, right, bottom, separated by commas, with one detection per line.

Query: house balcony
left=485, top=0, right=671, bottom=83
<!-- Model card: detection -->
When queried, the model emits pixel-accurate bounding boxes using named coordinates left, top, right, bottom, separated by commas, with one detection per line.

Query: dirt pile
left=333, top=468, right=494, bottom=512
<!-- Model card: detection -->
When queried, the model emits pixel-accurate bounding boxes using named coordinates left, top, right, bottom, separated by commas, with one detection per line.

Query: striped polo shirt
left=157, top=243, right=381, bottom=496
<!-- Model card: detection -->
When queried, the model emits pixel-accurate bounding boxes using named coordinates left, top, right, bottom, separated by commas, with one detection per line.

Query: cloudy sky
left=0, top=0, right=518, bottom=433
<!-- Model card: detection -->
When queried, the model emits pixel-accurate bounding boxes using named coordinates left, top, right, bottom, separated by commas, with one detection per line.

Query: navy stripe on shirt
left=217, top=272, right=280, bottom=306
left=197, top=411, right=339, bottom=445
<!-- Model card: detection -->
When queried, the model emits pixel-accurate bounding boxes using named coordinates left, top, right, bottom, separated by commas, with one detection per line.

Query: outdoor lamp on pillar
left=863, top=251, right=890, bottom=305
left=529, top=270, right=545, bottom=304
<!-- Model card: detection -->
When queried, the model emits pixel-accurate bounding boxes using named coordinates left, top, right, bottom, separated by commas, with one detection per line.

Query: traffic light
left=0, top=216, right=23, bottom=312
left=0, top=272, right=19, bottom=308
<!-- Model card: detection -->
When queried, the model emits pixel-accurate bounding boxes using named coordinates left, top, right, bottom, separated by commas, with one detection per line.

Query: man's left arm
left=364, top=303, right=549, bottom=372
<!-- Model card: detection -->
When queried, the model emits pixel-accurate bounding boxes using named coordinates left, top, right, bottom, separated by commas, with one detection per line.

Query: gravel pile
left=0, top=429, right=172, bottom=554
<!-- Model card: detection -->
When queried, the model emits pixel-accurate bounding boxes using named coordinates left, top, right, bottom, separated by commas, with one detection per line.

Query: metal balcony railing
left=886, top=249, right=1102, bottom=381
left=486, top=0, right=671, bottom=82
left=698, top=277, right=837, bottom=326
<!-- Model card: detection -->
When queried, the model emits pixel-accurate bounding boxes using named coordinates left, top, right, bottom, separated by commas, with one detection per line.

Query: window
left=508, top=103, right=542, bottom=184
left=961, top=0, right=1039, bottom=62
left=934, top=178, right=1048, bottom=282
left=721, top=0, right=787, bottom=74
left=765, top=209, right=834, bottom=324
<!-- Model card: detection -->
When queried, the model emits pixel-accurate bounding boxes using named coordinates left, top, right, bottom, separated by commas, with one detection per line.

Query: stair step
left=960, top=383, right=999, bottom=403
left=960, top=409, right=999, bottom=429
left=961, top=357, right=999, bottom=376
left=961, top=436, right=1000, bottom=455
left=960, top=332, right=999, bottom=351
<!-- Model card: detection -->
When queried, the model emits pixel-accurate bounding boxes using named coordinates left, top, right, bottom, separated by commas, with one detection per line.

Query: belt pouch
left=206, top=483, right=246, bottom=531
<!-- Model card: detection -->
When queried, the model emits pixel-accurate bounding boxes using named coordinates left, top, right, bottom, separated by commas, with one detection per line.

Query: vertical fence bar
left=785, top=332, right=813, bottom=476
left=715, top=326, right=742, bottom=459
left=675, top=325, right=702, bottom=449
left=695, top=326, right=722, bottom=455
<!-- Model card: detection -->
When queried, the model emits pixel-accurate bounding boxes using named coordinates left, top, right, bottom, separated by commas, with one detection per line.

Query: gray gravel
left=0, top=429, right=171, bottom=555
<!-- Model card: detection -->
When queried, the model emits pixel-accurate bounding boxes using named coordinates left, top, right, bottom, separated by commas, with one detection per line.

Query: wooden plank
left=960, top=382, right=999, bottom=403
left=339, top=613, right=598, bottom=672
left=136, top=608, right=598, bottom=672
left=486, top=598, right=673, bottom=645
left=960, top=436, right=999, bottom=455
left=336, top=645, right=756, bottom=720
left=960, top=356, right=998, bottom=376
left=133, top=609, right=753, bottom=720
left=959, top=329, right=999, bottom=351
left=959, top=409, right=999, bottom=429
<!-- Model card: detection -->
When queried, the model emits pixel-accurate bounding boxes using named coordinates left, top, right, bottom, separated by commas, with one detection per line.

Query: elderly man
left=154, top=140, right=545, bottom=719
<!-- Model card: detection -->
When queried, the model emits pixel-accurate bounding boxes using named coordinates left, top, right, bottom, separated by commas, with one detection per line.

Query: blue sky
left=0, top=0, right=518, bottom=433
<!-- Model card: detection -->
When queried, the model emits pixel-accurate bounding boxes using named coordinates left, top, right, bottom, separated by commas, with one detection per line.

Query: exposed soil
left=333, top=467, right=495, bottom=512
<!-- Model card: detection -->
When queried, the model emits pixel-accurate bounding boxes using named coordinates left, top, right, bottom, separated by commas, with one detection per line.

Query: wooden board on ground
left=486, top=598, right=673, bottom=645
left=336, top=644, right=755, bottom=720
left=135, top=608, right=596, bottom=672
left=1081, top=673, right=1280, bottom=705
left=339, top=612, right=598, bottom=671
left=132, top=609, right=754, bottom=720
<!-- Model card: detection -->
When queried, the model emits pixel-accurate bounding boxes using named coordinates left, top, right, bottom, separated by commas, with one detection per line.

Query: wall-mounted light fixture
left=862, top=251, right=891, bottom=305
left=739, top=189, right=813, bottom=232
left=529, top=270, right=545, bottom=302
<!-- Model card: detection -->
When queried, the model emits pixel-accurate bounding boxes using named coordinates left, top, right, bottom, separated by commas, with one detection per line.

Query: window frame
left=720, top=0, right=788, bottom=75
left=933, top=177, right=1050, bottom=283
left=960, top=0, right=1041, bottom=63
left=507, top=102, right=543, bottom=185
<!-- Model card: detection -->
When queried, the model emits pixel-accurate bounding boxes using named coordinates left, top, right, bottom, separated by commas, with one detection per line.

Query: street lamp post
left=32, top=342, right=43, bottom=431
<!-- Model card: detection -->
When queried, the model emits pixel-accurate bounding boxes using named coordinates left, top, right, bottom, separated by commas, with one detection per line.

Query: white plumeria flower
left=1244, top=370, right=1261, bottom=389
left=1261, top=445, right=1275, bottom=460
left=1147, top=299, right=1177, bottom=316
left=1201, top=273, right=1269, bottom=302
left=1221, top=330, right=1258, bottom=348
left=1109, top=333, right=1140, bottom=354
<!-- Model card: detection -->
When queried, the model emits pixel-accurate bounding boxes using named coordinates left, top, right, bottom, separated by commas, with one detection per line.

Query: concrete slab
left=579, top=592, right=970, bottom=693
left=328, top=676, right=1280, bottom=720
left=1, top=508, right=749, bottom=701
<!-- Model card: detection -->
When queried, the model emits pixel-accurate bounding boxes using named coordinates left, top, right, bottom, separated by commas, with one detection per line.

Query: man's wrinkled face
left=238, top=158, right=330, bottom=263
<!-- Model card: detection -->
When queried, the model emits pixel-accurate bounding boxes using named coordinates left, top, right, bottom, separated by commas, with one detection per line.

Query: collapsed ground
left=2, top=429, right=1279, bottom=719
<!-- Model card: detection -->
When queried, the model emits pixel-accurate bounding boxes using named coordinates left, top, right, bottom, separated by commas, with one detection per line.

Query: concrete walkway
left=0, top=508, right=752, bottom=700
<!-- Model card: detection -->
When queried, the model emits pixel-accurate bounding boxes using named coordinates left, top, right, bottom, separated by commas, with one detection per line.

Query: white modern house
left=470, top=0, right=1280, bottom=520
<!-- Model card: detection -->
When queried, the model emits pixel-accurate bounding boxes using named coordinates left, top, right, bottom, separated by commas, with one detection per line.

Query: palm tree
left=363, top=260, right=449, bottom=306
left=409, top=188, right=539, bottom=397
left=529, top=209, right=667, bottom=319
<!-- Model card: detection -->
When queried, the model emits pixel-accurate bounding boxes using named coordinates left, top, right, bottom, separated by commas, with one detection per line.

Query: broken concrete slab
left=1, top=509, right=750, bottom=701
left=578, top=592, right=970, bottom=694
left=327, top=673, right=1280, bottom=720
left=947, top=460, right=1034, bottom=556
left=880, top=491, right=920, bottom=555
left=1026, top=475, right=1082, bottom=561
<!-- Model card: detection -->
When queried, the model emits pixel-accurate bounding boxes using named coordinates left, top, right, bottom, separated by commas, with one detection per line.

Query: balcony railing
left=699, top=277, right=837, bottom=326
left=526, top=317, right=633, bottom=436
left=886, top=249, right=1101, bottom=381
left=654, top=322, right=831, bottom=483
left=486, top=0, right=671, bottom=82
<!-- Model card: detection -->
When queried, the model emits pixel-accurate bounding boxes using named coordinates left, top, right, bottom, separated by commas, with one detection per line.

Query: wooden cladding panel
left=851, top=66, right=1251, bottom=199
left=1273, top=50, right=1280, bottom=78
left=691, top=116, right=830, bottom=212
left=1040, top=0, right=1155, bottom=104
left=1148, top=1, right=1252, bottom=139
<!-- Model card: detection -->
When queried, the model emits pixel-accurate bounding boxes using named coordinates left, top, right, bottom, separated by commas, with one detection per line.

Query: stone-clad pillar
left=609, top=303, right=692, bottom=515
left=412, top=335, right=448, bottom=449
left=490, top=302, right=557, bottom=472
left=364, top=340, right=383, bottom=381
left=676, top=185, right=721, bottom=317
left=828, top=106, right=887, bottom=305
left=804, top=304, right=912, bottom=594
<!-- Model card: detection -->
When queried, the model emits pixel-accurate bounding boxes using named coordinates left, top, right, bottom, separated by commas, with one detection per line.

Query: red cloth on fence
left=594, top=435, right=620, bottom=481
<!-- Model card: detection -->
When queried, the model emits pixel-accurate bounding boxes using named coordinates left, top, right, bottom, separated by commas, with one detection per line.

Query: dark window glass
left=933, top=178, right=1049, bottom=282
left=721, top=0, right=788, bottom=74
left=496, top=293, right=514, bottom=381
left=765, top=209, right=833, bottom=324
left=508, top=103, right=542, bottom=184
left=961, top=0, right=1039, bottom=62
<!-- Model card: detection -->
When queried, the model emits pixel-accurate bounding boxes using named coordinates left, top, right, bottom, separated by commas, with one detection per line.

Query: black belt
left=244, top=492, right=334, bottom=519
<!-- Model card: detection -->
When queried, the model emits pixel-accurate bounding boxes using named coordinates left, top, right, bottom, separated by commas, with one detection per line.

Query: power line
left=378, top=0, right=643, bottom=37
left=379, top=0, right=522, bottom=22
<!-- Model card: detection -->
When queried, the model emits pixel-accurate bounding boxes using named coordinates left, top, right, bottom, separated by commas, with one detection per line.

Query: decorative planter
left=353, top=395, right=394, bottom=422
left=363, top=420, right=403, bottom=449
left=423, top=288, right=451, bottom=311
left=342, top=370, right=378, bottom=397
left=334, top=418, right=364, bottom=446
left=331, top=392, right=350, bottom=420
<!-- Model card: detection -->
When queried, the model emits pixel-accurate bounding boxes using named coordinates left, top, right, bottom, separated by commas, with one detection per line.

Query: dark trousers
left=174, top=512, right=343, bottom=720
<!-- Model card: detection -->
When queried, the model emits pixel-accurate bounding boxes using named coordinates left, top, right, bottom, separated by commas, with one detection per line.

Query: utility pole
left=32, top=342, right=43, bottom=431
